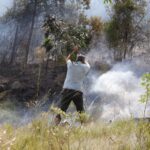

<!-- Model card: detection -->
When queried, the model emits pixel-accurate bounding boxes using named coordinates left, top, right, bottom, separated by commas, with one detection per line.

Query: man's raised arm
left=65, top=46, right=79, bottom=63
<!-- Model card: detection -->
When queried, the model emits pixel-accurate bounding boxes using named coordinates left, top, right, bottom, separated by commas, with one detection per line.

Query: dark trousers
left=56, top=88, right=84, bottom=120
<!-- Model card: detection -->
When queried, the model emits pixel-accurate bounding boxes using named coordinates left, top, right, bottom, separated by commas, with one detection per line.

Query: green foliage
left=51, top=106, right=70, bottom=118
left=76, top=112, right=90, bottom=123
left=106, top=0, right=135, bottom=45
left=105, top=0, right=146, bottom=60
left=51, top=106, right=89, bottom=124
left=42, top=16, right=92, bottom=57
left=42, top=13, right=104, bottom=59
left=42, top=37, right=54, bottom=53
left=66, top=25, right=91, bottom=49
left=105, top=20, right=119, bottom=47
left=140, top=73, right=150, bottom=103
left=139, top=73, right=150, bottom=117
left=1, top=117, right=150, bottom=150
left=70, top=52, right=78, bottom=62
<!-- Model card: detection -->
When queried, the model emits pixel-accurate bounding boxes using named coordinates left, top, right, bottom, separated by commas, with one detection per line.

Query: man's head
left=76, top=54, right=86, bottom=64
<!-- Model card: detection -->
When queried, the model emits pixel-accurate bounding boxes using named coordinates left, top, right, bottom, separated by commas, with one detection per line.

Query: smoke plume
left=85, top=48, right=150, bottom=122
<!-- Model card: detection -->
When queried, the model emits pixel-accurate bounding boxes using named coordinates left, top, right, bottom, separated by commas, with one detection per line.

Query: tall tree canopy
left=0, top=0, right=92, bottom=64
left=106, top=0, right=146, bottom=61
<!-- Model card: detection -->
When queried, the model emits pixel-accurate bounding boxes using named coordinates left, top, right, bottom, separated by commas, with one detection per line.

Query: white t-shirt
left=63, top=60, right=90, bottom=92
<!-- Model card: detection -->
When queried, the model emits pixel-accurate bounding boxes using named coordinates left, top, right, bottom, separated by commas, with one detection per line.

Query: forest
left=0, top=0, right=150, bottom=149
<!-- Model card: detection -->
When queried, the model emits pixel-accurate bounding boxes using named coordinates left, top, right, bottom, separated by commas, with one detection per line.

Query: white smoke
left=86, top=35, right=114, bottom=66
left=86, top=54, right=150, bottom=121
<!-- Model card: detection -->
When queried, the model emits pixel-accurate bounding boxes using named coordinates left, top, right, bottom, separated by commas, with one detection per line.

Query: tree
left=0, top=22, right=14, bottom=64
left=140, top=73, right=150, bottom=118
left=2, top=0, right=60, bottom=65
left=89, top=16, right=103, bottom=35
left=2, top=0, right=40, bottom=65
left=106, top=0, right=146, bottom=61
left=2, top=0, right=92, bottom=65
left=42, top=12, right=104, bottom=54
left=42, top=16, right=92, bottom=60
left=42, top=14, right=104, bottom=74
left=10, top=25, right=19, bottom=64
left=24, top=0, right=38, bottom=65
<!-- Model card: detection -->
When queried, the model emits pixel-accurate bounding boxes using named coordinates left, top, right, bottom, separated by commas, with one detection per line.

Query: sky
left=0, top=0, right=108, bottom=18
left=0, top=0, right=13, bottom=16
left=86, top=0, right=109, bottom=20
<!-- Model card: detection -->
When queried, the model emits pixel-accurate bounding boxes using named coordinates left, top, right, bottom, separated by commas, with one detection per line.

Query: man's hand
left=66, top=54, right=71, bottom=62
left=65, top=45, right=79, bottom=62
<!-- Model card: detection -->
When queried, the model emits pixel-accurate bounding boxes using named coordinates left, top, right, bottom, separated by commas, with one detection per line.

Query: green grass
left=0, top=111, right=150, bottom=150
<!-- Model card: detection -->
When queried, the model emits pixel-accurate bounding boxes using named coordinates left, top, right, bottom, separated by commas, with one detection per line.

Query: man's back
left=63, top=60, right=90, bottom=92
left=54, top=48, right=90, bottom=125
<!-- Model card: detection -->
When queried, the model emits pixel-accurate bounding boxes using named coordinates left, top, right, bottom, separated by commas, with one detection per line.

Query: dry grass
left=0, top=112, right=150, bottom=150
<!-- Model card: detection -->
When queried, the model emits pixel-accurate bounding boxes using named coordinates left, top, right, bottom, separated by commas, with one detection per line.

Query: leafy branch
left=139, top=73, right=150, bottom=118
left=42, top=16, right=92, bottom=59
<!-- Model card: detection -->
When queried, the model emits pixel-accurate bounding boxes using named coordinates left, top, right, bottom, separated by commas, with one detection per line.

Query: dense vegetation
left=105, top=0, right=147, bottom=61
left=1, top=115, right=150, bottom=150
left=0, top=0, right=149, bottom=64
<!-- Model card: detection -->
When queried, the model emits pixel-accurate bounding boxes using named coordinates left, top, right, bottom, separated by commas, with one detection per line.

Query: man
left=55, top=46, right=90, bottom=125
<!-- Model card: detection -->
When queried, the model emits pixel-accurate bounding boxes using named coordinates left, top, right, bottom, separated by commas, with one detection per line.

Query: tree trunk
left=24, top=0, right=37, bottom=65
left=1, top=52, right=8, bottom=64
left=10, top=25, right=19, bottom=64
left=123, top=28, right=129, bottom=59
left=123, top=43, right=127, bottom=59
left=129, top=43, right=135, bottom=59
left=45, top=52, right=51, bottom=75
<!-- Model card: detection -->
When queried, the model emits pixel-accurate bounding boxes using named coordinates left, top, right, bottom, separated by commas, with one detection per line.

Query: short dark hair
left=77, top=55, right=85, bottom=63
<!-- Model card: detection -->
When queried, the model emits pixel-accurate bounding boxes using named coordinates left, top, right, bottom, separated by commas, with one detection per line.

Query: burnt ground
left=0, top=61, right=66, bottom=108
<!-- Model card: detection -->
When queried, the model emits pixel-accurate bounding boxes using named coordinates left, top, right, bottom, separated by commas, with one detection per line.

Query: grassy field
left=0, top=111, right=150, bottom=150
